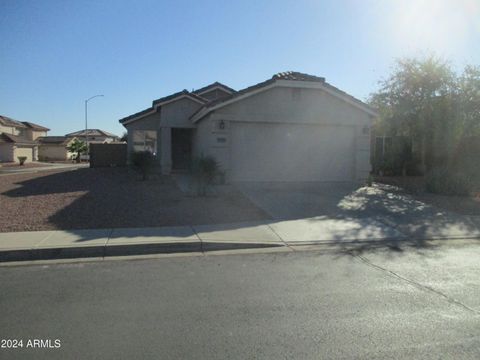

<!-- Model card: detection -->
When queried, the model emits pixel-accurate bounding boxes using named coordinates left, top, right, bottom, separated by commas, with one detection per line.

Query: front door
left=171, top=128, right=193, bottom=170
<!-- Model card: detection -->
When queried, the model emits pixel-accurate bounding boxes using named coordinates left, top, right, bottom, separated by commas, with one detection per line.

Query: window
left=133, top=130, right=157, bottom=155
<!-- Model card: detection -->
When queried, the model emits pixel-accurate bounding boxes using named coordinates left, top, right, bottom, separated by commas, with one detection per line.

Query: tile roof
left=65, top=129, right=119, bottom=138
left=119, top=107, right=156, bottom=124
left=22, top=121, right=50, bottom=131
left=0, top=115, right=27, bottom=128
left=0, top=133, right=37, bottom=145
left=152, top=89, right=207, bottom=106
left=192, top=82, right=236, bottom=95
left=272, top=71, right=326, bottom=82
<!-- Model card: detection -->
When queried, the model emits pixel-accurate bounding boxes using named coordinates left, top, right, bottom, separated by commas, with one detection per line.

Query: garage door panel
left=230, top=123, right=354, bottom=181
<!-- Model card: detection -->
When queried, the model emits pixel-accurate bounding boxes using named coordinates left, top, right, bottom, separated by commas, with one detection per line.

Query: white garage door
left=230, top=122, right=355, bottom=181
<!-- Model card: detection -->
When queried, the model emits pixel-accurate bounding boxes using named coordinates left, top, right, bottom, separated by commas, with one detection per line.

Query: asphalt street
left=0, top=242, right=479, bottom=359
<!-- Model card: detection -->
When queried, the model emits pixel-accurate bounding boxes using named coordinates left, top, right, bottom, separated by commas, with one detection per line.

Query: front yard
left=376, top=176, right=480, bottom=215
left=0, top=168, right=269, bottom=232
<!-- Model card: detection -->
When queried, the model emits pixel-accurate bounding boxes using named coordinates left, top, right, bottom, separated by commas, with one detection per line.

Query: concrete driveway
left=237, top=181, right=435, bottom=220
left=237, top=182, right=480, bottom=243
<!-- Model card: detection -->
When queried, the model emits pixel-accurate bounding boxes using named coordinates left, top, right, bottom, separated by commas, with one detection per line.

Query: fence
left=89, top=143, right=127, bottom=168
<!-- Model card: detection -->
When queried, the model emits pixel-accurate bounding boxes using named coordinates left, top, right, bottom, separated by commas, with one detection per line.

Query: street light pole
left=84, top=94, right=104, bottom=146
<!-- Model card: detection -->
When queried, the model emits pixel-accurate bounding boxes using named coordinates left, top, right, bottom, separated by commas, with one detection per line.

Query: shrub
left=189, top=155, right=219, bottom=196
left=17, top=156, right=27, bottom=165
left=132, top=151, right=155, bottom=180
left=425, top=167, right=472, bottom=196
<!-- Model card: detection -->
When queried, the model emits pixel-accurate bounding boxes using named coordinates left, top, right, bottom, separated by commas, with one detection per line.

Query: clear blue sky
left=1, top=0, right=479, bottom=136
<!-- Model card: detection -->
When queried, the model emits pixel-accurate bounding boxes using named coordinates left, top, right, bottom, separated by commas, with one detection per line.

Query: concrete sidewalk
left=1, top=215, right=479, bottom=262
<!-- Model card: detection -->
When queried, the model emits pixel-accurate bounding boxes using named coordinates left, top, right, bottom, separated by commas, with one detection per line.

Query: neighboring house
left=65, top=129, right=120, bottom=143
left=119, top=72, right=377, bottom=182
left=0, top=115, right=50, bottom=162
left=37, top=136, right=77, bottom=161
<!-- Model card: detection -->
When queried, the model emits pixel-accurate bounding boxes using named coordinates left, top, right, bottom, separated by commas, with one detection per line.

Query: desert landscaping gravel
left=0, top=168, right=269, bottom=232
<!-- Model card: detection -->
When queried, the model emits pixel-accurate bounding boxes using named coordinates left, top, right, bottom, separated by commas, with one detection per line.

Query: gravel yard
left=376, top=176, right=480, bottom=215
left=0, top=168, right=269, bottom=232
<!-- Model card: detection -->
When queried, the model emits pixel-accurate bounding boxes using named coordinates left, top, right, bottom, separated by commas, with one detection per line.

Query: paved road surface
left=1, top=243, right=479, bottom=359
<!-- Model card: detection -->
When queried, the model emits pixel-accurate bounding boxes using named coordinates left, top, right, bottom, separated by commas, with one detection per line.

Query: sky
left=1, top=0, right=479, bottom=136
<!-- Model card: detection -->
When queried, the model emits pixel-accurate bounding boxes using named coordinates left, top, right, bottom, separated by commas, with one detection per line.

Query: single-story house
left=65, top=129, right=120, bottom=143
left=37, top=136, right=77, bottom=161
left=119, top=71, right=377, bottom=182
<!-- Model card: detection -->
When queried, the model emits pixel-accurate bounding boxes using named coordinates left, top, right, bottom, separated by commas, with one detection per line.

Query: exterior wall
left=0, top=125, right=14, bottom=134
left=159, top=98, right=202, bottom=128
left=124, top=111, right=162, bottom=164
left=38, top=145, right=70, bottom=161
left=0, top=143, right=14, bottom=162
left=214, top=87, right=372, bottom=126
left=26, top=130, right=48, bottom=141
left=123, top=98, right=203, bottom=171
left=0, top=125, right=21, bottom=136
left=192, top=113, right=230, bottom=172
left=14, top=146, right=34, bottom=162
left=195, top=86, right=374, bottom=182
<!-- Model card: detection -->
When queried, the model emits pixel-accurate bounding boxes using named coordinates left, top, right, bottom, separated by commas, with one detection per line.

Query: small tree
left=132, top=151, right=155, bottom=180
left=67, top=139, right=88, bottom=163
left=189, top=155, right=219, bottom=196
left=120, top=132, right=128, bottom=143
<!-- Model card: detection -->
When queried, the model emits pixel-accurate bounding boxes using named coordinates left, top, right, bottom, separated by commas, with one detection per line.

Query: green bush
left=17, top=156, right=27, bottom=165
left=189, top=155, right=219, bottom=196
left=425, top=167, right=472, bottom=196
left=66, top=139, right=88, bottom=163
left=132, top=151, right=155, bottom=180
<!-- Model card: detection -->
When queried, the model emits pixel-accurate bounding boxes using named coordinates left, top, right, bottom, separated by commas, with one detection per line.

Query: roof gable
left=191, top=71, right=377, bottom=122
left=120, top=90, right=207, bottom=125
left=0, top=115, right=27, bottom=129
left=193, top=82, right=235, bottom=96
left=22, top=121, right=50, bottom=131
left=65, top=129, right=118, bottom=138
left=0, top=133, right=37, bottom=145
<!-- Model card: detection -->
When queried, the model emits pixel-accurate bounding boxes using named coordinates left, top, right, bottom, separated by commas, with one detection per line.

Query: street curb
left=1, top=235, right=479, bottom=263
left=0, top=242, right=284, bottom=263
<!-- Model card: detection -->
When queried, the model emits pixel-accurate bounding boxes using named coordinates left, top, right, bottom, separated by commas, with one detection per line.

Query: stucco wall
left=39, top=145, right=70, bottom=161
left=214, top=86, right=372, bottom=126
left=194, top=86, right=374, bottom=182
left=0, top=143, right=14, bottom=162
left=0, top=125, right=20, bottom=135
left=14, top=146, right=34, bottom=162
left=123, top=97, right=203, bottom=168
left=26, top=129, right=48, bottom=141
left=160, top=98, right=203, bottom=128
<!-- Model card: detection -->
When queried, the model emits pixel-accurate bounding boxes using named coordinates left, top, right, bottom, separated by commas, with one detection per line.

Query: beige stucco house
left=37, top=136, right=77, bottom=161
left=119, top=72, right=377, bottom=182
left=0, top=115, right=49, bottom=163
